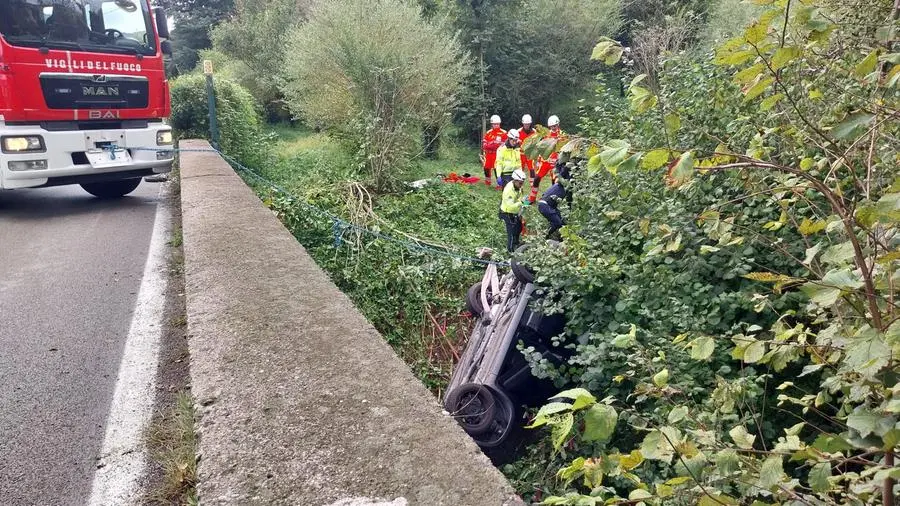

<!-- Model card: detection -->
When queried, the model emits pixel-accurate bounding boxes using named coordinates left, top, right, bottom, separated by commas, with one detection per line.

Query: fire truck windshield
left=0, top=0, right=156, bottom=56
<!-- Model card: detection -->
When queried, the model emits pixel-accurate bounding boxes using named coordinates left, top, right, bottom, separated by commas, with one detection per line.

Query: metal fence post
left=203, top=60, right=220, bottom=149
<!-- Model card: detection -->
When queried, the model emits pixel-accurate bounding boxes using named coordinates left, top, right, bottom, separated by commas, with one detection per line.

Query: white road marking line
left=88, top=186, right=171, bottom=505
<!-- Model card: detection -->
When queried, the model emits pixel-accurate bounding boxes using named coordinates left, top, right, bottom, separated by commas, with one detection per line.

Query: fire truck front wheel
left=80, top=179, right=142, bottom=199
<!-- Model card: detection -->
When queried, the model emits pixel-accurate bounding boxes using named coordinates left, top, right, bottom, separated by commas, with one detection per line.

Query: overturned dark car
left=443, top=244, right=568, bottom=456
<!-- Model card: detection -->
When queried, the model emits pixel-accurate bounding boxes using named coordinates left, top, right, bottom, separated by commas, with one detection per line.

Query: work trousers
left=538, top=202, right=565, bottom=240
left=499, top=212, right=522, bottom=253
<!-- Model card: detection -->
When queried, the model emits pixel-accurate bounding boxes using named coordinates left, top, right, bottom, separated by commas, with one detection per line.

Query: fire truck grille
left=40, top=74, right=150, bottom=110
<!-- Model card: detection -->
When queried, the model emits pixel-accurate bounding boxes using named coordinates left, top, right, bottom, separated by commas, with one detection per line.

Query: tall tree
left=157, top=0, right=235, bottom=73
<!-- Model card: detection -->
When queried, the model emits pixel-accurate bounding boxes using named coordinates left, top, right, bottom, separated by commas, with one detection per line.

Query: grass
left=168, top=227, right=183, bottom=248
left=145, top=391, right=198, bottom=506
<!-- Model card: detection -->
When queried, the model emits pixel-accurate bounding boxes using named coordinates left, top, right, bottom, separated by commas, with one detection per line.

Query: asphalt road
left=0, top=182, right=163, bottom=506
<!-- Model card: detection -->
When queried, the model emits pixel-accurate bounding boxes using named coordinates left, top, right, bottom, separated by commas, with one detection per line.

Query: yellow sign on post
left=203, top=60, right=213, bottom=76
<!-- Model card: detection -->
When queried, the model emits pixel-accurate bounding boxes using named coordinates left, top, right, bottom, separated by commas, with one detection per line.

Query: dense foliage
left=210, top=0, right=312, bottom=121
left=280, top=0, right=472, bottom=190
left=167, top=0, right=899, bottom=502
left=157, top=0, right=234, bottom=74
left=514, top=0, right=900, bottom=503
left=169, top=74, right=273, bottom=168
left=242, top=133, right=506, bottom=391
left=445, top=0, right=624, bottom=137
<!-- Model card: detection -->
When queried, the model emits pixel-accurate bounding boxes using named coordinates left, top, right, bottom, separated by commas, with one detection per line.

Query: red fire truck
left=0, top=0, right=174, bottom=198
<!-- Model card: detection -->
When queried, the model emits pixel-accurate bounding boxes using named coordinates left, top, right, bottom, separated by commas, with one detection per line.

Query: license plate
left=87, top=149, right=131, bottom=168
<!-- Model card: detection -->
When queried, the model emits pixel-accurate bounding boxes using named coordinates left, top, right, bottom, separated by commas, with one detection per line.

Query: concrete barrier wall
left=178, top=140, right=523, bottom=506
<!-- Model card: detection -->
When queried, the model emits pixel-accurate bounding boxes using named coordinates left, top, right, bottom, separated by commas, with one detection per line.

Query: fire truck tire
left=510, top=244, right=535, bottom=284
left=81, top=178, right=142, bottom=199
left=444, top=383, right=497, bottom=436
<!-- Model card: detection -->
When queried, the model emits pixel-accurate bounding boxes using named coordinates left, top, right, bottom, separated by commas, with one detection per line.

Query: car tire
left=444, top=383, right=497, bottom=436
left=510, top=244, right=535, bottom=284
left=465, top=282, right=494, bottom=317
left=80, top=178, right=142, bottom=199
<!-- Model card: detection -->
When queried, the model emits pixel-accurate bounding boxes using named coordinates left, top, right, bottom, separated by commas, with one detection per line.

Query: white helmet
left=547, top=115, right=560, bottom=127
left=490, top=114, right=501, bottom=125
left=507, top=128, right=520, bottom=140
left=522, top=114, right=533, bottom=124
left=512, top=169, right=526, bottom=182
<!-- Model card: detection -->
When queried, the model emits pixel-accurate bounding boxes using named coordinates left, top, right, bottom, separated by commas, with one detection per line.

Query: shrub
left=517, top=0, right=899, bottom=502
left=169, top=73, right=274, bottom=168
left=280, top=0, right=472, bottom=190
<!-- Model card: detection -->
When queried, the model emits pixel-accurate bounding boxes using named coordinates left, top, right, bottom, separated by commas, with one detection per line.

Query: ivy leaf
left=690, top=336, right=715, bottom=360
left=729, top=425, right=756, bottom=449
left=642, top=148, right=671, bottom=170
left=583, top=404, right=618, bottom=442
left=757, top=455, right=785, bottom=490
left=831, top=112, right=875, bottom=140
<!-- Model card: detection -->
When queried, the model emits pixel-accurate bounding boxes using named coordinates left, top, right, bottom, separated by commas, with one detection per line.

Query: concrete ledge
left=179, top=140, right=523, bottom=506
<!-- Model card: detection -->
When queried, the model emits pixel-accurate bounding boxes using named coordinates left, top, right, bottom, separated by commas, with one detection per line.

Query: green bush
left=280, top=0, right=471, bottom=190
left=515, top=0, right=900, bottom=503
left=169, top=73, right=274, bottom=168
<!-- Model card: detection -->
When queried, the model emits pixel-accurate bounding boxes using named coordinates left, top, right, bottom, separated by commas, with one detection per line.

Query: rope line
left=137, top=146, right=509, bottom=267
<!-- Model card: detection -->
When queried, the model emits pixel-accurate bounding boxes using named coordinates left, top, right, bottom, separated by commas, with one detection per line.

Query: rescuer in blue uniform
left=537, top=163, right=572, bottom=241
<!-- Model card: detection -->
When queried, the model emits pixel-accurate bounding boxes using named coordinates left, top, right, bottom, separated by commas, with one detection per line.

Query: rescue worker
left=495, top=128, right=522, bottom=189
left=538, top=163, right=573, bottom=241
left=481, top=114, right=506, bottom=187
left=518, top=114, right=537, bottom=178
left=499, top=169, right=527, bottom=253
left=529, top=115, right=564, bottom=203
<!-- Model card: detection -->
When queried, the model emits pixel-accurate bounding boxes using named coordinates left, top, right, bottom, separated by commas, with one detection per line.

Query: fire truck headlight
left=156, top=130, right=173, bottom=145
left=2, top=136, right=45, bottom=153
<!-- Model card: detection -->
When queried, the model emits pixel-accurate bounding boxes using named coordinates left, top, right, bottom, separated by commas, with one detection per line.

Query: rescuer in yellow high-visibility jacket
left=495, top=128, right=523, bottom=189
left=499, top=169, right=527, bottom=252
